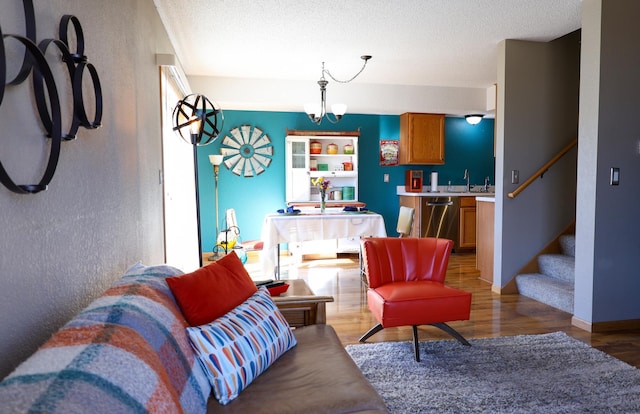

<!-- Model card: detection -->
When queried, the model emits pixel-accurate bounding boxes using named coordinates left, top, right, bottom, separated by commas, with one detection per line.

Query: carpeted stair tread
left=515, top=234, right=576, bottom=313
left=559, top=234, right=575, bottom=257
left=516, top=273, right=573, bottom=313
left=537, top=254, right=575, bottom=282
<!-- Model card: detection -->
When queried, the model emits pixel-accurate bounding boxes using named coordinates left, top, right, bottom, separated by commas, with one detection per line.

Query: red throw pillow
left=166, top=251, right=258, bottom=326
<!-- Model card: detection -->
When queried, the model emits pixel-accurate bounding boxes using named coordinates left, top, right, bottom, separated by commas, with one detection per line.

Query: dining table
left=259, top=210, right=387, bottom=279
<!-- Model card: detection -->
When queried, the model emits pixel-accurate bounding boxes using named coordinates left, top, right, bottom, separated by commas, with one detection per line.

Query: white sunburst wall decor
left=220, top=125, right=273, bottom=177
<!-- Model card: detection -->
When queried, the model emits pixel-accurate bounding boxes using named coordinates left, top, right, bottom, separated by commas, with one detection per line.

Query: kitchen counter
left=398, top=186, right=493, bottom=248
left=396, top=185, right=495, bottom=198
left=476, top=196, right=495, bottom=202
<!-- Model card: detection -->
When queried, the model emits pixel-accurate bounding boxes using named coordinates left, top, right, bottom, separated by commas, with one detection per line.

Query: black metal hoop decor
left=34, top=38, right=78, bottom=140
left=0, top=25, right=5, bottom=107
left=7, top=0, right=36, bottom=86
left=0, top=0, right=103, bottom=195
left=0, top=34, right=61, bottom=194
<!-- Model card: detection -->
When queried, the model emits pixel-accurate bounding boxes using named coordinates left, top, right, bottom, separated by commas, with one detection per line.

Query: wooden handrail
left=508, top=138, right=577, bottom=199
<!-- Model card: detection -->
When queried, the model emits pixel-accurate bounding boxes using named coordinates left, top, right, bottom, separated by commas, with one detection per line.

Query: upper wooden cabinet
left=399, top=113, right=445, bottom=165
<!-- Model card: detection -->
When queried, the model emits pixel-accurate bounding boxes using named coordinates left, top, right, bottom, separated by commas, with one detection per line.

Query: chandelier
left=305, top=55, right=372, bottom=125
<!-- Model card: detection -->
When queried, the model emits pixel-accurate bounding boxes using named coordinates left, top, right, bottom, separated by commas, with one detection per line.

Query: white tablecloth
left=259, top=212, right=387, bottom=277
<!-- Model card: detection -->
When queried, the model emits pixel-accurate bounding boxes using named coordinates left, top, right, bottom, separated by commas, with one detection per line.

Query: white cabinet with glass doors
left=285, top=130, right=359, bottom=205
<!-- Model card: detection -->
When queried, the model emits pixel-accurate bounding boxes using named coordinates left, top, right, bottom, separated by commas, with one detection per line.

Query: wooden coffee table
left=271, top=279, right=334, bottom=327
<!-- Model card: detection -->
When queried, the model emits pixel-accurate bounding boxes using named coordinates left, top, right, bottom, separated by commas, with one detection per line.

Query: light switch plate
left=511, top=170, right=519, bottom=184
left=610, top=167, right=620, bottom=185
left=383, top=173, right=389, bottom=183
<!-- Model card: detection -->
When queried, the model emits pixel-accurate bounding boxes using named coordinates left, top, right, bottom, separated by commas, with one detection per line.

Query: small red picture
left=380, top=140, right=399, bottom=166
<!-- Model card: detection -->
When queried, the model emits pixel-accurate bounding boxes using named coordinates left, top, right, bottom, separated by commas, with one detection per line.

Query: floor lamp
left=209, top=154, right=224, bottom=260
left=172, top=94, right=224, bottom=268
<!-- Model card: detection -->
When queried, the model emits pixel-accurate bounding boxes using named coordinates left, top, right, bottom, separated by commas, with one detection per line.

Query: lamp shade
left=331, top=103, right=347, bottom=116
left=304, top=103, right=321, bottom=117
left=209, top=154, right=223, bottom=166
left=465, top=114, right=484, bottom=125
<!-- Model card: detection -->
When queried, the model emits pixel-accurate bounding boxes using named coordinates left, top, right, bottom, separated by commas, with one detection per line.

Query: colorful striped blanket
left=0, top=263, right=211, bottom=414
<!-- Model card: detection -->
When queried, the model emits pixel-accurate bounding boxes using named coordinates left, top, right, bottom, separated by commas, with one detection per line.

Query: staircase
left=515, top=235, right=575, bottom=314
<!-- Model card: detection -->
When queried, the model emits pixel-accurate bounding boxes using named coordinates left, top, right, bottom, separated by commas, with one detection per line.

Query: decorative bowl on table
left=267, top=283, right=289, bottom=296
left=277, top=207, right=301, bottom=215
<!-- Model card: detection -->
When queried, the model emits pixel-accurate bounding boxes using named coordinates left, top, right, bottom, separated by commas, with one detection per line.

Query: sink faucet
left=484, top=176, right=490, bottom=192
left=463, top=169, right=470, bottom=192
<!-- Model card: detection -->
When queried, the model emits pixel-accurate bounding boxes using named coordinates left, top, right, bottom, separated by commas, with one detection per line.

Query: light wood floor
left=249, top=252, right=640, bottom=369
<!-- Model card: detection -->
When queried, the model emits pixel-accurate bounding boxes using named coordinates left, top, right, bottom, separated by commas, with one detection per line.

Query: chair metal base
left=360, top=322, right=471, bottom=362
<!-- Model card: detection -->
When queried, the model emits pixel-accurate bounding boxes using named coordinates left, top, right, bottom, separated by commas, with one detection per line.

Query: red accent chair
left=360, top=237, right=472, bottom=361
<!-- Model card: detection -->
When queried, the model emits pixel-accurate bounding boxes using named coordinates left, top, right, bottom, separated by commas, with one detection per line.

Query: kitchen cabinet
left=399, top=113, right=445, bottom=165
left=458, top=196, right=476, bottom=249
left=285, top=130, right=359, bottom=205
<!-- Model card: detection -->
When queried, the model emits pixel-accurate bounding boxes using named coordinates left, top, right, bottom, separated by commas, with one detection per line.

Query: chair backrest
left=396, top=206, right=414, bottom=237
left=361, top=237, right=453, bottom=288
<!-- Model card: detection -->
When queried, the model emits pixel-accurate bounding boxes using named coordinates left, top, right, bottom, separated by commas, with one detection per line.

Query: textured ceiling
left=153, top=0, right=582, bottom=89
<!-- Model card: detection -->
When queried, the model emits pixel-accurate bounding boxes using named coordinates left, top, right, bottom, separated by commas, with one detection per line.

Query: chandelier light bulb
left=331, top=103, right=347, bottom=117
left=304, top=103, right=321, bottom=118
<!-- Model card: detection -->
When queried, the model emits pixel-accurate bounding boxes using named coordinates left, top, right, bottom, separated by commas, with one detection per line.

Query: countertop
left=476, top=196, right=495, bottom=203
left=397, top=185, right=495, bottom=198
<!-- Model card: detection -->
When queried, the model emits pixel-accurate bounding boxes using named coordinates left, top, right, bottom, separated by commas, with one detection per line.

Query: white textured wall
left=0, top=0, right=170, bottom=378
left=188, top=75, right=491, bottom=117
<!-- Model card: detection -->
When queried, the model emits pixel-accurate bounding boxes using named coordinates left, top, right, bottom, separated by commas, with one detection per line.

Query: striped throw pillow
left=186, top=287, right=297, bottom=405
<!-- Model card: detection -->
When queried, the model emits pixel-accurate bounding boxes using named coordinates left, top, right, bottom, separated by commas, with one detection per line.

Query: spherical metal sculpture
left=172, top=94, right=224, bottom=146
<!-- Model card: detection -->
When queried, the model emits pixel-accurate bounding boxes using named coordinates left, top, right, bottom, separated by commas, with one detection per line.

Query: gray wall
left=575, top=0, right=640, bottom=324
left=0, top=0, right=170, bottom=379
left=495, top=33, right=580, bottom=287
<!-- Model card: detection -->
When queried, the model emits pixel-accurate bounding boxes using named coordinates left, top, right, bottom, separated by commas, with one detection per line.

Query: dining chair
left=397, top=206, right=415, bottom=237
left=219, top=209, right=264, bottom=256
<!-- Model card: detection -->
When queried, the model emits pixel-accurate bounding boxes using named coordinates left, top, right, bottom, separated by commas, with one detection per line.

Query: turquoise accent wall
left=197, top=111, right=494, bottom=253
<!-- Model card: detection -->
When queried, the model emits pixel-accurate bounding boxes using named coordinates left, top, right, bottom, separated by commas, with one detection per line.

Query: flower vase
left=320, top=191, right=326, bottom=213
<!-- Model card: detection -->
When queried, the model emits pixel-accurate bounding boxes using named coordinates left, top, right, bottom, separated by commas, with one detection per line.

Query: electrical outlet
left=383, top=173, right=389, bottom=183
left=511, top=170, right=519, bottom=184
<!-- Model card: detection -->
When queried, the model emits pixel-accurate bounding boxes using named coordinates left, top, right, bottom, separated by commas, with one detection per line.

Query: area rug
left=345, top=332, right=640, bottom=413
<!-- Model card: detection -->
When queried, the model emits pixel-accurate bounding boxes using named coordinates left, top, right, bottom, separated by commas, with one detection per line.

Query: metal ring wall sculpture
left=0, top=0, right=103, bottom=194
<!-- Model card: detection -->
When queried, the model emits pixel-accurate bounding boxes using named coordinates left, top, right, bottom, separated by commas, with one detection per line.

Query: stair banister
left=508, top=138, right=578, bottom=199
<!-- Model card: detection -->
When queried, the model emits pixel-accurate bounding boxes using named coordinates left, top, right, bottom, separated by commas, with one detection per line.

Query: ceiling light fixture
left=465, top=114, right=484, bottom=125
left=305, top=55, right=372, bottom=125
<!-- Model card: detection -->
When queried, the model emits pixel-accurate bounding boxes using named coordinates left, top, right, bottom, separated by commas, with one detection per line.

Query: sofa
left=0, top=260, right=387, bottom=413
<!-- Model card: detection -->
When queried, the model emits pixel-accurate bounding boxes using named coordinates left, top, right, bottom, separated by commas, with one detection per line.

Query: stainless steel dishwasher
left=422, top=196, right=460, bottom=250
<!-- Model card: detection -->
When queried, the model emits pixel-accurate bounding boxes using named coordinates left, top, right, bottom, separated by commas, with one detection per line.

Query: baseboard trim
left=572, top=316, right=640, bottom=332
left=492, top=277, right=519, bottom=295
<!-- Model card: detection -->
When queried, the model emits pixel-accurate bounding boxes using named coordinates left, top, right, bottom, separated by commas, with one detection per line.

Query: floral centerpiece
left=311, top=176, right=330, bottom=212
